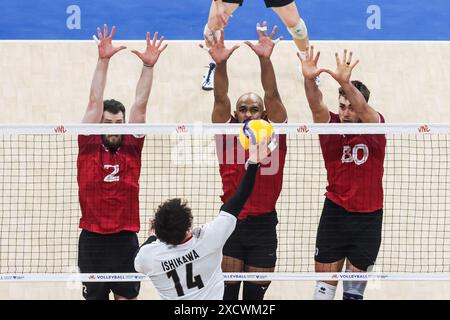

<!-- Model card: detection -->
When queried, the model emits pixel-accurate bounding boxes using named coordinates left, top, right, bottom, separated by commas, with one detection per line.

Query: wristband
left=245, top=159, right=259, bottom=171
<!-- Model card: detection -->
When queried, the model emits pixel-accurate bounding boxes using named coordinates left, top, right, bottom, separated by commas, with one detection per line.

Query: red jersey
left=319, top=112, right=386, bottom=212
left=77, top=135, right=144, bottom=234
left=216, top=117, right=287, bottom=220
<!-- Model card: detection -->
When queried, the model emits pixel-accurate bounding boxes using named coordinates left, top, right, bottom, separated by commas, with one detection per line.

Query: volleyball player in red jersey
left=202, top=23, right=287, bottom=300
left=77, top=25, right=167, bottom=300
left=299, top=46, right=386, bottom=300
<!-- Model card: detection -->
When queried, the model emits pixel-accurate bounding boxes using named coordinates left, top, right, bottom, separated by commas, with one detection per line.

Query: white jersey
left=134, top=210, right=236, bottom=300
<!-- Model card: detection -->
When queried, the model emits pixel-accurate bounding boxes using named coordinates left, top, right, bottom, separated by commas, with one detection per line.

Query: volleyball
left=239, top=119, right=274, bottom=150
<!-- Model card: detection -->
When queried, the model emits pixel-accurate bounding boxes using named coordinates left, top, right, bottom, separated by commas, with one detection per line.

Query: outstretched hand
left=248, top=136, right=272, bottom=164
left=297, top=45, right=326, bottom=81
left=96, top=24, right=127, bottom=60
left=322, top=49, right=360, bottom=84
left=131, top=32, right=168, bottom=67
left=199, top=30, right=240, bottom=64
left=245, top=21, right=282, bottom=59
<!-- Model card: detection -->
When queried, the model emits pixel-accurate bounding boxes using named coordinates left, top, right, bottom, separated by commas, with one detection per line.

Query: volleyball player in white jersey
left=134, top=139, right=270, bottom=300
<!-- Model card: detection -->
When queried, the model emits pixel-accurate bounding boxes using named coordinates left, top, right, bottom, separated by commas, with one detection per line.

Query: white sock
left=313, top=281, right=337, bottom=300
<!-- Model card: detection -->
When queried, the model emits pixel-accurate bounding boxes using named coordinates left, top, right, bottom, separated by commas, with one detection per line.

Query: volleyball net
left=1, top=123, right=450, bottom=282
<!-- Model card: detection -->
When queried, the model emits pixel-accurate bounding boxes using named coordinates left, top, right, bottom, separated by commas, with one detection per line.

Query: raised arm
left=82, top=25, right=126, bottom=123
left=213, top=61, right=232, bottom=123
left=129, top=32, right=167, bottom=123
left=298, top=46, right=330, bottom=123
left=200, top=30, right=239, bottom=123
left=245, top=21, right=287, bottom=123
left=221, top=138, right=269, bottom=216
left=323, top=49, right=379, bottom=123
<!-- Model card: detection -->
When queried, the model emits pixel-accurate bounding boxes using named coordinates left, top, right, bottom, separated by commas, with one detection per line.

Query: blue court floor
left=0, top=0, right=449, bottom=40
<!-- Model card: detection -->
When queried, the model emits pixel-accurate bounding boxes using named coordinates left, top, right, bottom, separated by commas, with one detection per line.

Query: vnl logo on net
left=224, top=274, right=269, bottom=281
left=333, top=273, right=370, bottom=280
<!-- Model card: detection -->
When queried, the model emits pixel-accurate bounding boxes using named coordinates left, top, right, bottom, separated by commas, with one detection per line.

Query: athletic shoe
left=201, top=62, right=216, bottom=91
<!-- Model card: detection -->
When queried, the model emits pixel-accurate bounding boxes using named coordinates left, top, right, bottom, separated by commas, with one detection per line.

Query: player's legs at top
left=207, top=1, right=241, bottom=33
left=202, top=0, right=240, bottom=91
left=269, top=1, right=310, bottom=57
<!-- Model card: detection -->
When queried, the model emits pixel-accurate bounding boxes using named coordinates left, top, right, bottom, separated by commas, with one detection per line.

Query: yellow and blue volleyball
left=239, top=119, right=274, bottom=150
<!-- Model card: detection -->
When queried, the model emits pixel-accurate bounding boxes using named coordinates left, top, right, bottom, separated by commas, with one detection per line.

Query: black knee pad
left=243, top=282, right=270, bottom=300
left=223, top=282, right=241, bottom=300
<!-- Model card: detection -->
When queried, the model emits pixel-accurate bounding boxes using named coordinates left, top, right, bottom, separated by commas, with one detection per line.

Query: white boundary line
left=0, top=40, right=449, bottom=44
left=2, top=272, right=450, bottom=282
left=0, top=123, right=447, bottom=135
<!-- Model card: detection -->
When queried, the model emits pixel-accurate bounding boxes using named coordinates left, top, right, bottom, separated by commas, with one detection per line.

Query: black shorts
left=223, top=211, right=278, bottom=268
left=78, top=230, right=140, bottom=300
left=223, top=0, right=294, bottom=8
left=315, top=198, right=383, bottom=271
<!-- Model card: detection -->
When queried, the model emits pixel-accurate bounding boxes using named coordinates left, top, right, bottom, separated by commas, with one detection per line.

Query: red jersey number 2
left=104, top=164, right=120, bottom=182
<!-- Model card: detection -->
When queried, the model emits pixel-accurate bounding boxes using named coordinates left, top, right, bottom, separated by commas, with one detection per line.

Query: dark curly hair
left=339, top=80, right=370, bottom=102
left=154, top=198, right=193, bottom=246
